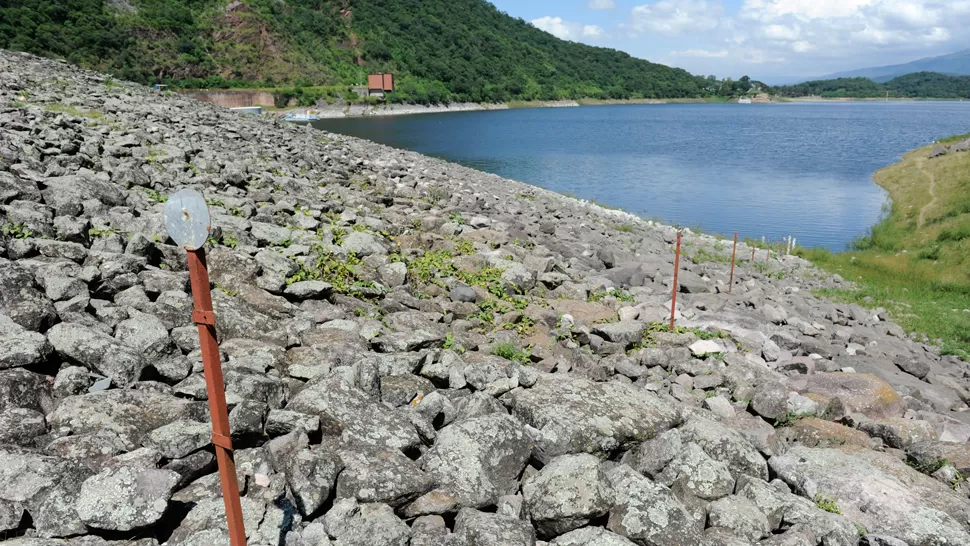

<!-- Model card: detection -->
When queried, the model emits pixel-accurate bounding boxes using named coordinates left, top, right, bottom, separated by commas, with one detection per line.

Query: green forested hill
left=0, top=0, right=721, bottom=102
left=772, top=72, right=970, bottom=99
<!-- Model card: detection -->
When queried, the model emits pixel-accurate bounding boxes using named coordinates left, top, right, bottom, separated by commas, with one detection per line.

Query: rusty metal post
left=750, top=248, right=755, bottom=262
left=670, top=231, right=681, bottom=331
left=187, top=249, right=247, bottom=546
left=728, top=232, right=738, bottom=294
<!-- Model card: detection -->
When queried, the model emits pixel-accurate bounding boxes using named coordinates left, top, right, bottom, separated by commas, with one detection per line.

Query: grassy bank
left=795, top=133, right=970, bottom=358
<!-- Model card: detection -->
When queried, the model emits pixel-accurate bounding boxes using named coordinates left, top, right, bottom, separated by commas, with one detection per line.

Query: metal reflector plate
left=163, top=189, right=211, bottom=251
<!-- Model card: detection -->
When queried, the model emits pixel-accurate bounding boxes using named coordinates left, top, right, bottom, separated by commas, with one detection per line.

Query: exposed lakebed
left=316, top=101, right=970, bottom=250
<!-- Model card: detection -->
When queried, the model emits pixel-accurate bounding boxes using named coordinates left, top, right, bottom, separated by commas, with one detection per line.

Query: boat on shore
left=738, top=97, right=752, bottom=104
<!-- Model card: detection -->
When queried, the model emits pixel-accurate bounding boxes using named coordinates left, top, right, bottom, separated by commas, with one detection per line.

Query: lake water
left=314, top=102, right=970, bottom=250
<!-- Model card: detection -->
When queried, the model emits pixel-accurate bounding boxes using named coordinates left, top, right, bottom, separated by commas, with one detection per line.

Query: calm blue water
left=314, top=102, right=970, bottom=250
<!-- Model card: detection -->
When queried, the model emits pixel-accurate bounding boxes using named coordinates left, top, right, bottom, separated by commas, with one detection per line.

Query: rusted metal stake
left=750, top=248, right=755, bottom=262
left=670, top=231, right=681, bottom=331
left=187, top=249, right=247, bottom=546
left=728, top=232, right=738, bottom=294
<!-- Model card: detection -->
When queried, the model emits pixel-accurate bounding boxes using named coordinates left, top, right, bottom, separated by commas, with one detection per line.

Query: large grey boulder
left=75, top=466, right=179, bottom=531
left=421, top=412, right=533, bottom=508
left=453, top=508, right=537, bottom=546
left=706, top=495, right=771, bottom=541
left=656, top=442, right=735, bottom=500
left=0, top=447, right=91, bottom=537
left=324, top=500, right=411, bottom=546
left=0, top=368, right=54, bottom=414
left=0, top=258, right=56, bottom=331
left=593, top=322, right=646, bottom=347
left=286, top=375, right=420, bottom=451
left=605, top=464, right=703, bottom=545
left=48, top=322, right=146, bottom=387
left=48, top=390, right=203, bottom=449
left=0, top=314, right=52, bottom=369
left=679, top=417, right=768, bottom=481
left=167, top=496, right=270, bottom=546
left=114, top=311, right=175, bottom=360
left=770, top=446, right=970, bottom=545
left=0, top=408, right=46, bottom=446
left=341, top=231, right=386, bottom=257
left=337, top=444, right=434, bottom=507
left=142, top=420, right=211, bottom=459
left=509, top=376, right=680, bottom=461
left=522, top=453, right=611, bottom=538
left=550, top=527, right=637, bottom=546
left=280, top=446, right=343, bottom=517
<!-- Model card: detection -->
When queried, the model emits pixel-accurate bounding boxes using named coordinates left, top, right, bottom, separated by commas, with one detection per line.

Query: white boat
left=281, top=109, right=321, bottom=122
left=738, top=97, right=752, bottom=104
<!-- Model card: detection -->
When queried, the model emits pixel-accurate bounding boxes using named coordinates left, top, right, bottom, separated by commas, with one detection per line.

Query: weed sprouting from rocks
left=492, top=342, right=531, bottom=364
left=813, top=494, right=842, bottom=515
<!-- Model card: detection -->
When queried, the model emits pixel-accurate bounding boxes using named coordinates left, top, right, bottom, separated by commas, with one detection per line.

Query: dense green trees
left=0, top=0, right=130, bottom=70
left=0, top=0, right=724, bottom=103
left=351, top=0, right=708, bottom=102
left=772, top=73, right=970, bottom=99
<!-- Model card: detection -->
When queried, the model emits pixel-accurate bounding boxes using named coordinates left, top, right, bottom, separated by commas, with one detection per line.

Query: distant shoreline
left=185, top=89, right=967, bottom=120
left=782, top=96, right=968, bottom=103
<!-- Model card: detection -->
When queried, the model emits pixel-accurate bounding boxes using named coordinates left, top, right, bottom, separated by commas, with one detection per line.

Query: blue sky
left=488, top=0, right=970, bottom=83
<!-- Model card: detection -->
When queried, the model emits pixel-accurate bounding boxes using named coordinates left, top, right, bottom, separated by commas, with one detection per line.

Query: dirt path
left=918, top=158, right=936, bottom=227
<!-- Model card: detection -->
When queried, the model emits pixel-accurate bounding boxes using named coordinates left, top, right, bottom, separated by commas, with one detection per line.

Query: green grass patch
left=813, top=494, right=842, bottom=515
left=939, top=133, right=970, bottom=144
left=44, top=103, right=105, bottom=121
left=797, top=136, right=970, bottom=359
left=492, top=342, right=532, bottom=364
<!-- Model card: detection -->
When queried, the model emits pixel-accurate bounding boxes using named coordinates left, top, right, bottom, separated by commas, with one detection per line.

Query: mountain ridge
left=0, top=0, right=739, bottom=103
left=821, top=49, right=970, bottom=83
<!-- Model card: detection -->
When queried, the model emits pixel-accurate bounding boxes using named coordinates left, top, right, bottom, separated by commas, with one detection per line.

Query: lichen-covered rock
left=522, top=453, right=611, bottom=538
left=605, top=464, right=703, bottom=546
left=454, top=507, right=537, bottom=546
left=48, top=322, right=147, bottom=387
left=769, top=446, right=970, bottom=545
left=337, top=444, right=433, bottom=507
left=656, top=442, right=735, bottom=500
left=550, top=527, right=637, bottom=546
left=325, top=501, right=411, bottom=546
left=509, top=376, right=680, bottom=461
left=422, top=412, right=532, bottom=508
left=679, top=417, right=768, bottom=481
left=48, top=390, right=204, bottom=449
left=0, top=313, right=52, bottom=369
left=75, top=466, right=179, bottom=531
left=0, top=258, right=57, bottom=331
left=286, top=375, right=420, bottom=451
left=791, top=373, right=907, bottom=420
left=0, top=368, right=54, bottom=414
left=706, top=495, right=771, bottom=541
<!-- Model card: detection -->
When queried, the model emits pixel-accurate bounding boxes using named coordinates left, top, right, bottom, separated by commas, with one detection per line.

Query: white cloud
left=671, top=48, right=730, bottom=57
left=531, top=16, right=606, bottom=41
left=587, top=0, right=617, bottom=9
left=740, top=0, right=877, bottom=21
left=742, top=49, right=787, bottom=63
left=622, top=0, right=970, bottom=76
left=531, top=16, right=573, bottom=39
left=630, top=0, right=723, bottom=35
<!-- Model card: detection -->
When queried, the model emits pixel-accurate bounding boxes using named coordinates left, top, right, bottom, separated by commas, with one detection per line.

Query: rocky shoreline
left=1, top=50, right=969, bottom=546
left=282, top=100, right=580, bottom=119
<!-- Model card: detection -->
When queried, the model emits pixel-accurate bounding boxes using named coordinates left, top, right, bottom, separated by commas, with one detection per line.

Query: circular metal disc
left=163, top=189, right=211, bottom=251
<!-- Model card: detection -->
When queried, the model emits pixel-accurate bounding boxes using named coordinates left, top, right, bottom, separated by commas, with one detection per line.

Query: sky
left=488, top=0, right=970, bottom=84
